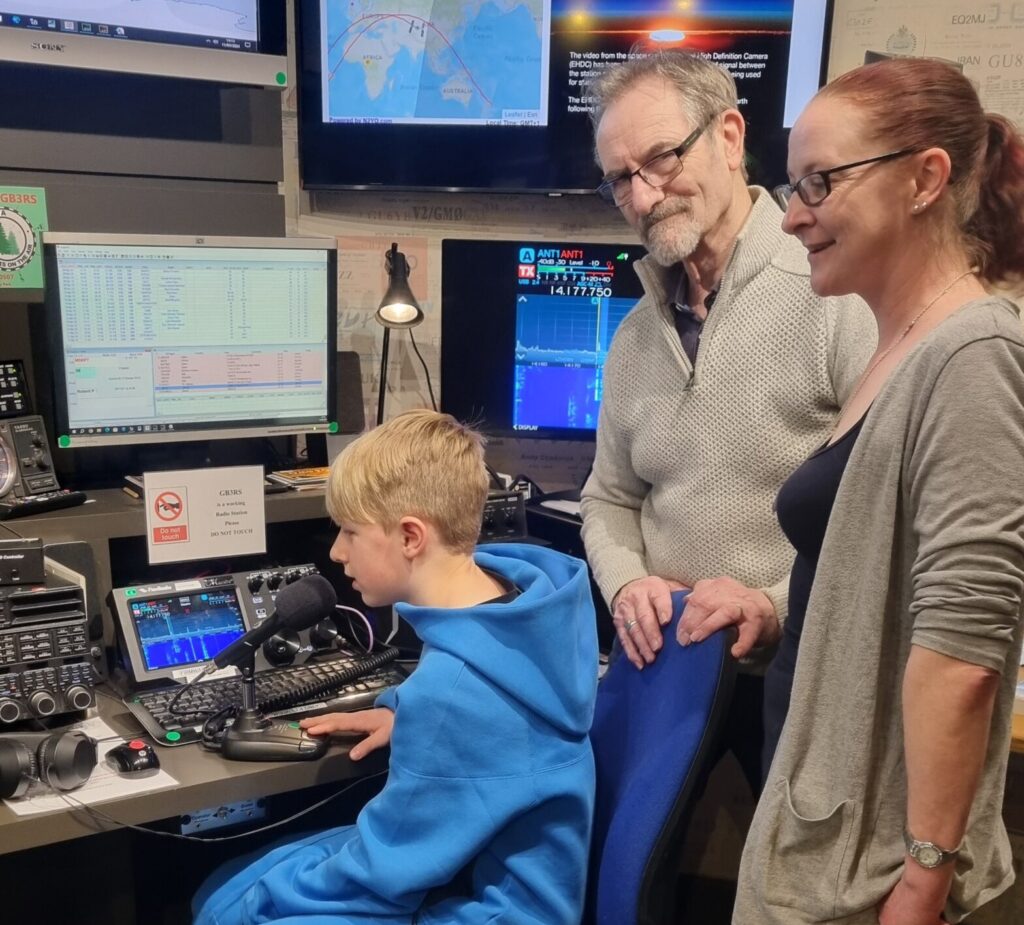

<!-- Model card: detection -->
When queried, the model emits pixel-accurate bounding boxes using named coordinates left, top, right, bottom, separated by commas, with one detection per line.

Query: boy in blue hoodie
left=192, top=409, right=599, bottom=925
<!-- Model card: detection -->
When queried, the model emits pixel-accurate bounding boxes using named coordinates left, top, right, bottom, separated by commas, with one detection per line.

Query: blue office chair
left=586, top=590, right=737, bottom=925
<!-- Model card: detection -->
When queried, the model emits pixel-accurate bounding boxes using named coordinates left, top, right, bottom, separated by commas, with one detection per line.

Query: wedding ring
left=624, top=619, right=639, bottom=632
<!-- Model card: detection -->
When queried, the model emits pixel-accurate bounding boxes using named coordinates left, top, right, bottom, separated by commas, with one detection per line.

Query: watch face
left=917, top=844, right=943, bottom=867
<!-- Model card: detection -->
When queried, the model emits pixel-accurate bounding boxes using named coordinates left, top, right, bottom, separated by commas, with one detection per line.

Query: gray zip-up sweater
left=580, top=188, right=875, bottom=647
left=734, top=297, right=1024, bottom=924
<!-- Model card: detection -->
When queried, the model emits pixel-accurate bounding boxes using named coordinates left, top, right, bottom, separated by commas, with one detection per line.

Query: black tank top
left=762, top=416, right=865, bottom=776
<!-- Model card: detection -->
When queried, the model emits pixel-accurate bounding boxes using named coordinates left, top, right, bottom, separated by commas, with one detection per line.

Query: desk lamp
left=375, top=242, right=424, bottom=426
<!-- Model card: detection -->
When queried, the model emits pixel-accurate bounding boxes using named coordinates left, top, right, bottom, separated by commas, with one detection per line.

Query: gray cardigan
left=734, top=297, right=1024, bottom=924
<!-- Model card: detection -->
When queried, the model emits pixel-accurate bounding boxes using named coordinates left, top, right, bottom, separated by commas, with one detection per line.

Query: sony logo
left=31, top=42, right=66, bottom=52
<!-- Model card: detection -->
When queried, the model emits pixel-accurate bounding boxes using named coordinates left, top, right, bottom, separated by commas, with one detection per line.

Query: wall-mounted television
left=297, top=0, right=833, bottom=193
left=40, top=233, right=338, bottom=450
left=441, top=238, right=648, bottom=441
left=0, top=1, right=287, bottom=86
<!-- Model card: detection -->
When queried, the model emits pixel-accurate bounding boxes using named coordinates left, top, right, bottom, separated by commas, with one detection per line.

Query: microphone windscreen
left=275, top=574, right=338, bottom=630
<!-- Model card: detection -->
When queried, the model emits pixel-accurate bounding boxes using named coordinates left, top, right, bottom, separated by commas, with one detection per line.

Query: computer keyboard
left=125, top=648, right=406, bottom=746
left=0, top=489, right=88, bottom=520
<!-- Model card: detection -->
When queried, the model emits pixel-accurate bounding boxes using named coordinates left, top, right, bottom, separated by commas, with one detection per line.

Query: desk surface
left=0, top=690, right=386, bottom=856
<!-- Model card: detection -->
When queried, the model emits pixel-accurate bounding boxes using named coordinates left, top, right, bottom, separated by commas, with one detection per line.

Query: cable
left=51, top=768, right=388, bottom=843
left=407, top=329, right=438, bottom=411
left=167, top=663, right=218, bottom=720
left=336, top=604, right=374, bottom=653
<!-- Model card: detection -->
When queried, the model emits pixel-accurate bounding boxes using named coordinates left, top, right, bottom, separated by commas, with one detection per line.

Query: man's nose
left=628, top=175, right=664, bottom=216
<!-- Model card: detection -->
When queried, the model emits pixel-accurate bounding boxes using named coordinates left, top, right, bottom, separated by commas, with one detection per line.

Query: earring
left=912, top=202, right=921, bottom=213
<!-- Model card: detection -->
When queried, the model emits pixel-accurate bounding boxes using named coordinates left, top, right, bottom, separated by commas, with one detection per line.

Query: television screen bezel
left=296, top=0, right=834, bottom=195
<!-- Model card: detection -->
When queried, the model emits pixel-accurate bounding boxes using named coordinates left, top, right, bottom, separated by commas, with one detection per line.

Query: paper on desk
left=539, top=499, right=582, bottom=518
left=2, top=716, right=178, bottom=816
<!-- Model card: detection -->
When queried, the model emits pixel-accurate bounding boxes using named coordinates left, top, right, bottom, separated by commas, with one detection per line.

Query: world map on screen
left=322, top=0, right=549, bottom=125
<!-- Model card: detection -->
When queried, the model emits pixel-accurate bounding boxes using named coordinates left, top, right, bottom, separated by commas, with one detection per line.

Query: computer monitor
left=0, top=2, right=287, bottom=87
left=41, top=234, right=338, bottom=450
left=441, top=239, right=648, bottom=440
left=296, top=0, right=833, bottom=192
left=124, top=586, right=248, bottom=679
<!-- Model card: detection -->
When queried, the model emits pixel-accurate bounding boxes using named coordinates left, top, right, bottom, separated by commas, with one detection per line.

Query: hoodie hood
left=394, top=543, right=598, bottom=737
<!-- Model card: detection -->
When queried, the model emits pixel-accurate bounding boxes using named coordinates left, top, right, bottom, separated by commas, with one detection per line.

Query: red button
left=129, top=739, right=146, bottom=750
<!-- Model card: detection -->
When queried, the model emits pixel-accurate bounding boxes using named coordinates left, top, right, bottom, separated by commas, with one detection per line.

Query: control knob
left=247, top=575, right=264, bottom=593
left=0, top=698, right=20, bottom=723
left=65, top=685, right=94, bottom=711
left=262, top=628, right=301, bottom=666
left=29, top=689, right=57, bottom=717
left=308, top=618, right=340, bottom=651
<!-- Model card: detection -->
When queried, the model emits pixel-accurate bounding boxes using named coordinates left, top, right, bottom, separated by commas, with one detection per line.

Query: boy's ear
left=397, top=516, right=428, bottom=559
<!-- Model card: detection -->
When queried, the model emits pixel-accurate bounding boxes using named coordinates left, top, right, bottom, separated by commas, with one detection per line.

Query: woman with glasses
left=735, top=57, right=1024, bottom=925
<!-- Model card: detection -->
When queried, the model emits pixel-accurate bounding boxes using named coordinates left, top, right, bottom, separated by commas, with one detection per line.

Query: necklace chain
left=840, top=268, right=976, bottom=422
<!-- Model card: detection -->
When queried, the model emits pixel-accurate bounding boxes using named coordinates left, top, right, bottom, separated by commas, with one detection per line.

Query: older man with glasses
left=580, top=51, right=875, bottom=793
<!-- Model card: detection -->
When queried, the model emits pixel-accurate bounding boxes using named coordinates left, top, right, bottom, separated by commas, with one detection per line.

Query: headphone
left=0, top=731, right=98, bottom=799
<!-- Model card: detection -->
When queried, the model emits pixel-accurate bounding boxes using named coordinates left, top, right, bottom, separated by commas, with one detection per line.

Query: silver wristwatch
left=904, top=830, right=960, bottom=868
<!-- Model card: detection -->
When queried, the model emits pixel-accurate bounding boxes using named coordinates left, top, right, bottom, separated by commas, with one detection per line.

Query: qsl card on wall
left=0, top=186, right=47, bottom=302
left=830, top=1, right=1024, bottom=126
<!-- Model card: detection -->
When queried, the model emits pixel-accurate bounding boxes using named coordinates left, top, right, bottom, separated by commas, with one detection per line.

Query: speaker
left=307, top=350, right=366, bottom=466
left=0, top=731, right=98, bottom=799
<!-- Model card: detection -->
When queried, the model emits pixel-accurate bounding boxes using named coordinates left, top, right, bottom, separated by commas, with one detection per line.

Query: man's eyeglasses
left=596, top=122, right=709, bottom=208
left=773, top=148, right=918, bottom=208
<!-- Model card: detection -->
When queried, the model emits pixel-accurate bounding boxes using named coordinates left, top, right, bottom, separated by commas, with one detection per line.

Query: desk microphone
left=217, top=574, right=337, bottom=762
left=214, top=574, right=337, bottom=670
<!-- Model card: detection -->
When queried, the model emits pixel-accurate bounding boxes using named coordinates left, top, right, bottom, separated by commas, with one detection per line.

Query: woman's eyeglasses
left=773, top=148, right=918, bottom=208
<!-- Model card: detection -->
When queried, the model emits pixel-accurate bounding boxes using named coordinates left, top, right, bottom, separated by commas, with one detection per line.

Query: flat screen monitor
left=0, top=1, right=287, bottom=86
left=128, top=587, right=247, bottom=674
left=441, top=238, right=648, bottom=440
left=297, top=0, right=833, bottom=192
left=41, top=233, right=338, bottom=449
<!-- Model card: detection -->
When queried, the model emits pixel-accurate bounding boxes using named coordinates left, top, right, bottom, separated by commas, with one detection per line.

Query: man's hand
left=612, top=576, right=688, bottom=669
left=677, top=576, right=781, bottom=659
left=299, top=708, right=395, bottom=761
left=877, top=867, right=953, bottom=925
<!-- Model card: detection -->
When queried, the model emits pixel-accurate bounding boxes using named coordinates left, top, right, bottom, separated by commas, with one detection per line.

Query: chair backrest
left=586, top=591, right=737, bottom=925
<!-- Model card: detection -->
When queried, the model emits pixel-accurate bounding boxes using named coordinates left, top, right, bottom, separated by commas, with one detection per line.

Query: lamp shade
left=376, top=243, right=423, bottom=328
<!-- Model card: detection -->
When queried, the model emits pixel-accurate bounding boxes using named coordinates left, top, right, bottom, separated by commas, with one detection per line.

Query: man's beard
left=639, top=199, right=702, bottom=267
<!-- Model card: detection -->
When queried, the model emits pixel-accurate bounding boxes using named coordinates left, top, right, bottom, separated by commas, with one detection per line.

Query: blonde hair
left=326, top=409, right=489, bottom=554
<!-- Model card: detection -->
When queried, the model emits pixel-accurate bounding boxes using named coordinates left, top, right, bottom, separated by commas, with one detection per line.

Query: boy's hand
left=299, top=708, right=395, bottom=761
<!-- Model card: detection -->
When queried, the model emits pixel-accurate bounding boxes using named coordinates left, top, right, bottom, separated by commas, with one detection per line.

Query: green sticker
left=58, top=434, right=71, bottom=448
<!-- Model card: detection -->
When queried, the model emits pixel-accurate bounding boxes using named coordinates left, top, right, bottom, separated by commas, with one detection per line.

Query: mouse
left=105, top=739, right=161, bottom=774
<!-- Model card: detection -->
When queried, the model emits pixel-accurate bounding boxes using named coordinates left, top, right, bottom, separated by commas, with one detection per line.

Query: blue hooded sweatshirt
left=193, top=544, right=598, bottom=925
